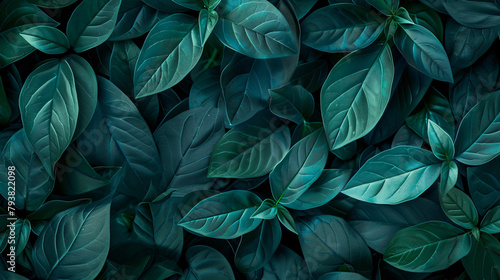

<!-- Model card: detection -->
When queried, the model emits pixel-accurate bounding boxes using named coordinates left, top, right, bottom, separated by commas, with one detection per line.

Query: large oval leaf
left=440, top=187, right=479, bottom=229
left=321, top=42, right=394, bottom=150
left=468, top=157, right=500, bottom=216
left=262, top=245, right=310, bottom=280
left=66, top=0, right=122, bottom=53
left=181, top=245, right=235, bottom=280
left=20, top=26, right=70, bottom=55
left=462, top=233, right=500, bottom=280
left=441, top=0, right=500, bottom=28
left=178, top=190, right=262, bottom=239
left=342, top=146, right=442, bottom=204
left=214, top=0, right=297, bottom=59
left=134, top=14, right=203, bottom=98
left=269, top=84, right=315, bottom=125
left=32, top=201, right=110, bottom=280
left=19, top=59, right=78, bottom=175
left=384, top=221, right=472, bottom=272
left=455, top=90, right=500, bottom=165
left=301, top=4, right=386, bottom=52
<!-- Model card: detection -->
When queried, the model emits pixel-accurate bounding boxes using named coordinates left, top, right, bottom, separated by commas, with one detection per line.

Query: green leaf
left=208, top=112, right=291, bottom=178
left=140, top=260, right=182, bottom=280
left=109, top=1, right=158, bottom=41
left=271, top=129, right=329, bottom=205
left=406, top=1, right=444, bottom=42
left=142, top=0, right=187, bottom=12
left=468, top=157, right=500, bottom=216
left=26, top=0, right=79, bottom=8
left=440, top=187, right=479, bottom=229
left=480, top=206, right=500, bottom=234
left=462, top=232, right=500, bottom=280
left=0, top=0, right=59, bottom=68
left=285, top=169, right=352, bottom=210
left=439, top=160, right=458, bottom=196
left=173, top=0, right=204, bottom=10
left=269, top=84, right=314, bottom=125
left=19, top=59, right=78, bottom=176
left=276, top=205, right=298, bottom=234
left=109, top=40, right=140, bottom=96
left=391, top=125, right=424, bottom=148
left=393, top=22, right=453, bottom=82
left=235, top=219, right=281, bottom=273
left=32, top=201, right=110, bottom=280
left=13, top=219, right=31, bottom=256
left=20, top=26, right=69, bottom=55
left=178, top=190, right=262, bottom=239
left=427, top=120, right=455, bottom=160
left=262, top=245, right=310, bottom=280
left=189, top=66, right=222, bottom=109
left=214, top=0, right=297, bottom=59
left=0, top=130, right=54, bottom=211
left=441, top=0, right=500, bottom=29
left=455, top=90, right=500, bottom=166
left=319, top=272, right=369, bottom=280
left=298, top=215, right=372, bottom=278
left=182, top=245, right=235, bottom=280
left=384, top=221, right=472, bottom=272
left=251, top=198, right=278, bottom=220
left=134, top=14, right=203, bottom=98
left=301, top=4, right=386, bottom=53
left=366, top=0, right=399, bottom=15
left=342, top=146, right=441, bottom=204
left=67, top=0, right=122, bottom=53
left=321, top=42, right=394, bottom=150
left=290, top=60, right=329, bottom=93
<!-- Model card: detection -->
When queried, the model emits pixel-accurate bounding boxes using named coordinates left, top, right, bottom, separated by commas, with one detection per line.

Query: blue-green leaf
left=321, top=42, right=394, bottom=150
left=342, top=146, right=441, bottom=204
left=455, top=90, right=500, bottom=166
left=189, top=66, right=222, bottom=109
left=441, top=187, right=479, bottom=229
left=109, top=1, right=158, bottom=41
left=181, top=245, right=235, bottom=280
left=0, top=77, right=11, bottom=127
left=391, top=125, right=424, bottom=148
left=441, top=0, right=500, bottom=28
left=439, top=160, right=458, bottom=196
left=301, top=4, right=386, bottom=53
left=384, top=221, right=472, bottom=272
left=178, top=190, right=262, bottom=239
left=406, top=2, right=444, bottom=42
left=134, top=14, right=203, bottom=98
left=20, top=26, right=69, bottom=55
left=67, top=0, right=122, bottom=53
left=26, top=0, right=79, bottom=8
left=199, top=9, right=218, bottom=45
left=173, top=0, right=204, bottom=10
left=262, top=245, right=310, bottom=280
left=251, top=198, right=278, bottom=220
left=462, top=232, right=500, bottom=280
left=270, top=84, right=314, bottom=125
left=19, top=59, right=78, bottom=176
left=319, top=272, right=369, bottom=280
left=290, top=60, right=329, bottom=93
left=142, top=0, right=187, bottom=12
left=366, top=0, right=398, bottom=15
left=480, top=206, right=500, bottom=234
left=427, top=120, right=455, bottom=160
left=468, top=157, right=500, bottom=216
left=214, top=0, right=297, bottom=59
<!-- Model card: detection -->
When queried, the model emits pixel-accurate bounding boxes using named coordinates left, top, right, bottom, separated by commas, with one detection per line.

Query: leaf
left=468, top=157, right=500, bottom=216
left=366, top=0, right=398, bottom=15
left=142, top=0, right=187, bottom=12
left=301, top=4, right=386, bottom=53
left=0, top=0, right=59, bottom=68
left=178, top=190, right=262, bottom=239
left=199, top=9, right=218, bottom=45
left=26, top=0, right=79, bottom=8
left=481, top=206, right=500, bottom=234
left=20, top=26, right=69, bottom=55
left=214, top=0, right=297, bottom=59
left=13, top=219, right=31, bottom=256
left=342, top=146, right=441, bottom=204
left=235, top=219, right=281, bottom=273
left=140, top=260, right=182, bottom=279
left=427, top=120, right=455, bottom=160
left=391, top=125, right=424, bottom=148
left=462, top=232, right=500, bottom=280
left=348, top=198, right=447, bottom=253
left=32, top=201, right=110, bottom=280
left=181, top=245, right=235, bottom=280
left=321, top=42, right=394, bottom=150
left=455, top=90, right=500, bottom=166
left=172, top=0, right=204, bottom=10
left=393, top=22, right=453, bottom=83
left=251, top=199, right=278, bottom=220
left=66, top=0, right=122, bottom=53
left=440, top=187, right=479, bottom=229
left=208, top=112, right=291, bottom=178
left=290, top=60, right=329, bottom=93
left=271, top=129, right=329, bottom=205
left=189, top=66, right=222, bottom=109
left=439, top=160, right=458, bottom=196
left=109, top=40, right=140, bottom=96
left=269, top=84, right=315, bottom=125
left=319, top=272, right=369, bottom=280
left=406, top=1, right=444, bottom=42
left=276, top=205, right=298, bottom=234
left=150, top=107, right=224, bottom=199
left=19, top=59, right=78, bottom=175
left=262, top=245, right=310, bottom=280
left=298, top=215, right=372, bottom=278
left=441, top=0, right=500, bottom=28
left=384, top=221, right=472, bottom=272
left=285, top=169, right=352, bottom=210
left=134, top=14, right=204, bottom=98
left=109, top=1, right=158, bottom=41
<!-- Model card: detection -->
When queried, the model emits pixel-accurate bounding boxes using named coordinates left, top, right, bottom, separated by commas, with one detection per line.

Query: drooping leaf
left=468, top=157, right=500, bottom=216
left=462, top=232, right=500, bottom=280
left=384, top=221, right=472, bottom=272
left=427, top=120, right=455, bottom=160
left=32, top=201, right=111, bottom=280
left=261, top=245, right=310, bottom=280
left=321, top=42, right=394, bottom=150
left=480, top=206, right=500, bottom=234
left=109, top=1, right=158, bottom=41
left=178, top=190, right=262, bottom=239
left=342, top=146, right=441, bottom=204
left=440, top=187, right=479, bottom=229
left=19, top=59, right=78, bottom=175
left=441, top=0, right=500, bottom=28
left=301, top=4, right=386, bottom=53
left=20, top=26, right=69, bottom=55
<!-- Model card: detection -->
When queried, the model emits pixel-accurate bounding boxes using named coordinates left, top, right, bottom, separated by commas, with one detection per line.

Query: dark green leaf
left=441, top=0, right=500, bottom=28
left=0, top=77, right=11, bottom=126
left=173, top=0, right=204, bottom=10
left=462, top=232, right=500, bottom=280
left=199, top=9, right=218, bottom=45
left=290, top=60, right=329, bottom=93
left=181, top=245, right=235, bottom=280
left=20, top=26, right=69, bottom=55
left=427, top=120, right=455, bottom=160
left=270, top=84, right=314, bottom=125
left=140, top=260, right=182, bottom=280
left=439, top=160, right=458, bottom=196
left=189, top=66, right=222, bottom=109
left=441, top=187, right=479, bottom=229
left=13, top=219, right=31, bottom=256
left=319, top=272, right=369, bottom=280
left=109, top=1, right=158, bottom=41
left=480, top=206, right=500, bottom=234
left=142, top=0, right=187, bottom=12
left=26, top=0, right=79, bottom=8
left=251, top=199, right=278, bottom=220
left=262, top=245, right=310, bottom=280
left=276, top=205, right=298, bottom=234
left=110, top=40, right=140, bottom=96
left=366, top=0, right=398, bottom=15
left=391, top=125, right=424, bottom=148
left=406, top=2, right=444, bottom=42
left=468, top=157, right=500, bottom=216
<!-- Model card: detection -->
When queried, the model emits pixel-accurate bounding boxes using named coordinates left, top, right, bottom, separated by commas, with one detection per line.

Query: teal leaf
left=384, top=221, right=472, bottom=272
left=208, top=112, right=291, bottom=178
left=440, top=187, right=479, bottom=229
left=178, top=190, right=262, bottom=239
left=26, top=0, right=79, bottom=8
left=199, top=9, right=218, bottom=45
left=189, top=66, right=222, bottom=109
left=462, top=232, right=500, bottom=280
left=298, top=215, right=372, bottom=278
left=366, top=0, right=399, bottom=15
left=301, top=4, right=386, bottom=52
left=20, top=26, right=69, bottom=55
left=134, top=14, right=203, bottom=98
left=319, top=272, right=369, bottom=280
left=321, top=42, right=394, bottom=150
left=251, top=199, right=278, bottom=220
left=276, top=205, right=298, bottom=234
left=441, top=0, right=500, bottom=28
left=214, top=0, right=297, bottom=59
left=285, top=169, right=352, bottom=210
left=182, top=246, right=235, bottom=280
left=67, top=0, right=122, bottom=53
left=271, top=129, right=329, bottom=205
left=19, top=59, right=78, bottom=176
left=342, top=146, right=441, bottom=204
left=427, top=120, right=455, bottom=160
left=391, top=125, right=424, bottom=148
left=235, top=219, right=281, bottom=273
left=455, top=90, right=500, bottom=166
left=14, top=219, right=31, bottom=256
left=109, top=1, right=158, bottom=41
left=142, top=0, right=187, bottom=12
left=262, top=245, right=310, bottom=280
left=0, top=130, right=54, bottom=211
left=439, top=160, right=458, bottom=196
left=393, top=22, right=453, bottom=82
left=481, top=206, right=500, bottom=234
left=269, top=84, right=315, bottom=125
left=32, top=201, right=110, bottom=280
left=468, top=157, right=500, bottom=216
left=173, top=0, right=204, bottom=10
left=406, top=1, right=444, bottom=42
left=290, top=60, right=329, bottom=93
left=109, top=40, right=140, bottom=96
left=140, top=260, right=182, bottom=280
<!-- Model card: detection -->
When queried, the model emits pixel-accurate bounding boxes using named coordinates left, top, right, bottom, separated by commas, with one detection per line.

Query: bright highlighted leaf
left=427, top=120, right=455, bottom=160
left=480, top=206, right=500, bottom=234
left=20, top=26, right=69, bottom=55
left=440, top=187, right=479, bottom=229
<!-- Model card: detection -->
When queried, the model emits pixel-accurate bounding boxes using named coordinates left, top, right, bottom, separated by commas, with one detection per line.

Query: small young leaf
left=251, top=199, right=278, bottom=220
left=480, top=206, right=500, bottom=234
left=20, top=26, right=69, bottom=55
left=198, top=9, right=218, bottom=45
left=440, top=187, right=479, bottom=229
left=276, top=205, right=298, bottom=234
left=439, top=160, right=458, bottom=196
left=427, top=120, right=455, bottom=160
